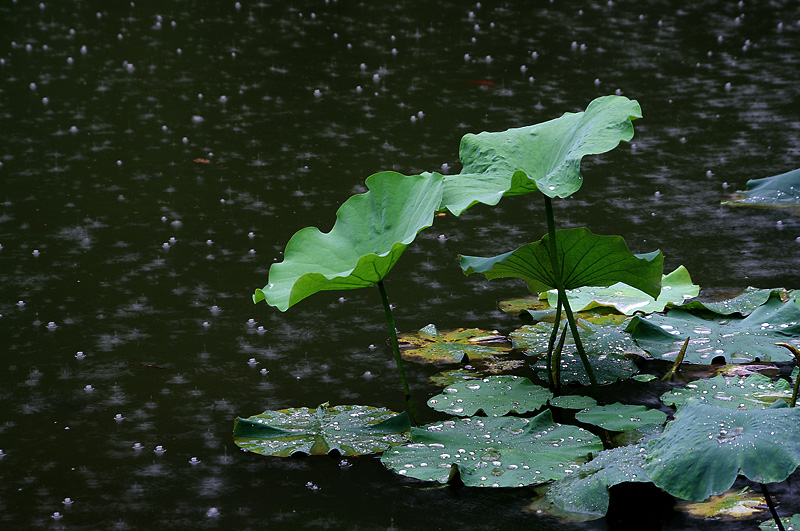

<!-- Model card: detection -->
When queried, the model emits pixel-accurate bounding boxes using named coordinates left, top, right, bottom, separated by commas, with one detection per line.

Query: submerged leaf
left=644, top=401, right=800, bottom=501
left=461, top=227, right=663, bottom=299
left=381, top=410, right=602, bottom=487
left=660, top=374, right=793, bottom=410
left=677, top=487, right=766, bottom=520
left=427, top=375, right=552, bottom=417
left=626, top=294, right=800, bottom=364
left=441, top=95, right=642, bottom=214
left=546, top=266, right=699, bottom=315
left=397, top=324, right=510, bottom=364
left=254, top=171, right=443, bottom=311
left=233, top=404, right=410, bottom=457
left=576, top=403, right=667, bottom=432
left=723, top=167, right=800, bottom=212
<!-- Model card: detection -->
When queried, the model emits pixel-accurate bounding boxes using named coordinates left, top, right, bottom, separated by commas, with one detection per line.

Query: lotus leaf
left=678, top=487, right=766, bottom=520
left=253, top=171, right=443, bottom=311
left=633, top=374, right=658, bottom=382
left=536, top=443, right=651, bottom=521
left=644, top=401, right=800, bottom=501
left=397, top=323, right=510, bottom=364
left=626, top=295, right=800, bottom=364
left=461, top=227, right=663, bottom=300
left=546, top=266, right=699, bottom=316
left=427, top=376, right=552, bottom=417
left=760, top=514, right=800, bottom=530
left=440, top=95, right=642, bottom=215
left=660, top=374, right=793, bottom=410
left=233, top=404, right=410, bottom=457
left=381, top=410, right=602, bottom=487
left=677, top=288, right=787, bottom=317
left=549, top=395, right=598, bottom=410
left=723, top=167, right=800, bottom=211
left=576, top=403, right=667, bottom=432
left=498, top=295, right=550, bottom=316
left=429, top=369, right=480, bottom=387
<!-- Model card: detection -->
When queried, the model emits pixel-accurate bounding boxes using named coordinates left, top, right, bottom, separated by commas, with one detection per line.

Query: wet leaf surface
left=723, top=167, right=800, bottom=212
left=549, top=395, right=598, bottom=410
left=660, top=374, right=793, bottom=410
left=427, top=375, right=552, bottom=417
left=677, top=288, right=788, bottom=317
left=397, top=323, right=510, bottom=364
left=644, top=401, right=800, bottom=501
left=759, top=513, right=800, bottom=530
left=576, top=403, right=667, bottom=432
left=233, top=404, right=410, bottom=457
left=677, top=487, right=766, bottom=520
left=381, top=410, right=602, bottom=487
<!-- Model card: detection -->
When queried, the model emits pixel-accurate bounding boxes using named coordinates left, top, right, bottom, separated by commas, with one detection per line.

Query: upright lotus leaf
left=644, top=401, right=800, bottom=502
left=233, top=404, right=410, bottom=457
left=253, top=171, right=444, bottom=311
left=427, top=375, right=552, bottom=417
left=678, top=487, right=766, bottom=519
left=722, top=167, right=800, bottom=211
left=546, top=266, right=699, bottom=315
left=660, top=374, right=794, bottom=410
left=440, top=95, right=642, bottom=215
left=576, top=403, right=667, bottom=432
left=677, top=287, right=787, bottom=317
left=626, top=295, right=800, bottom=364
left=461, top=227, right=663, bottom=299
left=396, top=323, right=510, bottom=364
left=381, top=410, right=602, bottom=487
left=534, top=443, right=652, bottom=521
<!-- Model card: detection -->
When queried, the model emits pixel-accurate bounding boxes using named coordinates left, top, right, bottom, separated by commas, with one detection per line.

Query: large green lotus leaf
left=397, top=323, right=510, bottom=364
left=461, top=227, right=663, bottom=299
left=546, top=266, right=699, bottom=316
left=233, top=404, right=410, bottom=457
left=660, top=374, right=794, bottom=410
left=760, top=514, right=800, bottom=530
left=626, top=296, right=800, bottom=364
left=253, top=171, right=443, bottom=311
left=535, top=443, right=652, bottom=521
left=677, top=288, right=787, bottom=317
left=381, top=410, right=602, bottom=487
left=427, top=376, right=552, bottom=417
left=644, top=401, right=800, bottom=501
left=678, top=487, right=766, bottom=520
left=576, top=403, right=667, bottom=432
left=723, top=167, right=800, bottom=211
left=440, top=95, right=642, bottom=214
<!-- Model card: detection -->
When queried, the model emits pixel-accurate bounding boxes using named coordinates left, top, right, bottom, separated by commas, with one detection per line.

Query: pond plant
left=237, top=96, right=800, bottom=529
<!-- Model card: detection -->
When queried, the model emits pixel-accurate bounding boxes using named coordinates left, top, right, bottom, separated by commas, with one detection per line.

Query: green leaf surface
left=233, top=404, right=410, bottom=457
left=441, top=95, right=641, bottom=214
left=381, top=410, right=602, bottom=487
left=626, top=295, right=800, bottom=364
left=723, top=167, right=800, bottom=211
left=546, top=266, right=699, bottom=315
left=677, top=287, right=787, bottom=317
left=427, top=376, right=552, bottom=417
left=644, top=401, right=800, bottom=501
left=397, top=324, right=510, bottom=364
left=549, top=395, right=598, bottom=410
left=537, top=443, right=652, bottom=521
left=576, top=403, right=667, bottom=432
left=254, top=171, right=443, bottom=311
left=759, top=514, right=800, bottom=530
left=660, top=374, right=794, bottom=410
left=461, top=227, right=663, bottom=299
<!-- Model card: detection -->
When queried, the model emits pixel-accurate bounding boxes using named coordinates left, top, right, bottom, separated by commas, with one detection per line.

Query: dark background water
left=1, top=1, right=799, bottom=529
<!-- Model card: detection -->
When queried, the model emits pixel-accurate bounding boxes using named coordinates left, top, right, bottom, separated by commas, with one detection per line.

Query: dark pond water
left=2, top=0, right=800, bottom=529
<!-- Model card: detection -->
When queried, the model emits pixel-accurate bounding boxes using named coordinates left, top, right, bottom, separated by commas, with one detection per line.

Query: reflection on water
left=1, top=1, right=799, bottom=529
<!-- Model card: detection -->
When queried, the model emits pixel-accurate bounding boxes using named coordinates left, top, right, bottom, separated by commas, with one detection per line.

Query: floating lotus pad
left=253, top=171, right=444, bottom=311
left=546, top=266, right=699, bottom=316
left=441, top=95, right=642, bottom=215
left=576, top=403, right=667, bottom=432
left=534, top=443, right=652, bottom=521
left=626, top=294, right=800, bottom=364
left=660, top=374, right=793, bottom=410
left=722, top=167, right=800, bottom=211
left=233, top=404, right=410, bottom=457
left=678, top=487, right=766, bottom=520
left=397, top=323, right=510, bottom=364
left=381, top=410, right=602, bottom=487
left=677, top=288, right=787, bottom=317
left=759, top=514, right=800, bottom=530
left=549, top=395, right=598, bottom=410
left=427, top=376, right=552, bottom=417
left=644, top=401, right=800, bottom=501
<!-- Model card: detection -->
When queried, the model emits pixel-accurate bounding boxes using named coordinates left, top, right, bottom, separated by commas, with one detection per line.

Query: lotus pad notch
left=253, top=171, right=444, bottom=311
left=427, top=375, right=552, bottom=417
left=233, top=404, right=411, bottom=457
left=381, top=410, right=602, bottom=487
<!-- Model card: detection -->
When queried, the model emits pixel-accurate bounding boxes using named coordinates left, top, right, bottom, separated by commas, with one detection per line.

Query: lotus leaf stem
left=377, top=280, right=420, bottom=424
left=760, top=482, right=786, bottom=531
left=545, top=296, right=564, bottom=390
left=661, top=337, right=690, bottom=381
left=544, top=196, right=599, bottom=390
